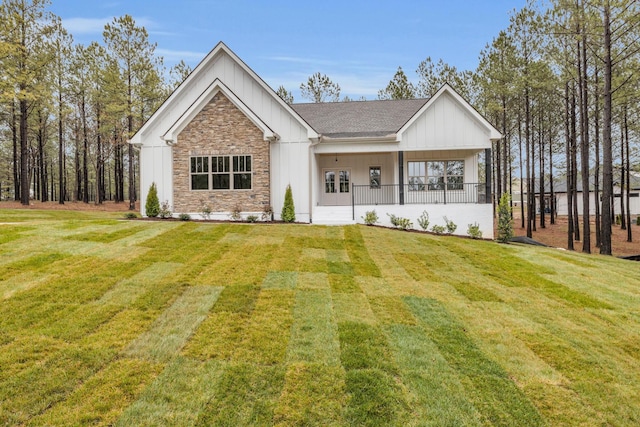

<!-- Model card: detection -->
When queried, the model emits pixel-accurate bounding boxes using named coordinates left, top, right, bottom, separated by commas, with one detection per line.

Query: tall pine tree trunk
left=594, top=68, right=601, bottom=247
left=20, top=96, right=29, bottom=205
left=600, top=0, right=613, bottom=255
left=579, top=24, right=590, bottom=253
left=565, top=81, right=574, bottom=250
left=12, top=103, right=20, bottom=201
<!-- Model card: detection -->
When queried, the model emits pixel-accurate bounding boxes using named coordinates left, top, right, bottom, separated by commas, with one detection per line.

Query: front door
left=322, top=169, right=351, bottom=205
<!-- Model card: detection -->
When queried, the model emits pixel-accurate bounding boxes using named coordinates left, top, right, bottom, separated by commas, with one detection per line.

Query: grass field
left=0, top=209, right=639, bottom=426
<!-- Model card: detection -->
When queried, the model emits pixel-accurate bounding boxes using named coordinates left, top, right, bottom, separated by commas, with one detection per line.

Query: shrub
left=261, top=205, right=274, bottom=222
left=246, top=215, right=258, bottom=223
left=417, top=211, right=430, bottom=230
left=179, top=213, right=191, bottom=221
left=145, top=182, right=160, bottom=217
left=443, top=216, right=457, bottom=234
left=497, top=193, right=514, bottom=243
left=159, top=201, right=172, bottom=219
left=387, top=213, right=412, bottom=230
left=467, top=222, right=482, bottom=239
left=124, top=212, right=138, bottom=219
left=637, top=216, right=640, bottom=226
left=199, top=200, right=212, bottom=220
left=229, top=205, right=242, bottom=221
left=362, top=210, right=378, bottom=225
left=431, top=224, right=446, bottom=235
left=281, top=185, right=296, bottom=222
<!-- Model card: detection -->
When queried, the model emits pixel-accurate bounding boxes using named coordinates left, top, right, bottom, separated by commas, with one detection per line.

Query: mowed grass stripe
left=405, top=296, right=545, bottom=426
left=338, top=321, right=412, bottom=425
left=182, top=284, right=261, bottom=361
left=116, top=357, right=223, bottom=427
left=386, top=324, right=483, bottom=426
left=273, top=363, right=347, bottom=426
left=233, top=289, right=295, bottom=364
left=29, top=358, right=163, bottom=427
left=124, top=286, right=222, bottom=362
left=0, top=343, right=116, bottom=425
left=287, top=289, right=340, bottom=365
left=195, top=363, right=286, bottom=426
left=344, top=226, right=381, bottom=277
left=99, top=262, right=184, bottom=306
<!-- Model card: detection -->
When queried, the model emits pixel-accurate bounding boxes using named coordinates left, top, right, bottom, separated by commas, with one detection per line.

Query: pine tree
left=281, top=185, right=295, bottom=222
left=497, top=192, right=514, bottom=243
left=378, top=67, right=415, bottom=100
left=145, top=182, right=159, bottom=217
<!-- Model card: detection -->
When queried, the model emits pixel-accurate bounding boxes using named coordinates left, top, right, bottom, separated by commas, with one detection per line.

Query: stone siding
left=172, top=92, right=270, bottom=214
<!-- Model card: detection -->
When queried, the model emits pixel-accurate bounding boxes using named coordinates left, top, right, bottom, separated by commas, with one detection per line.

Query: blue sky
left=49, top=0, right=527, bottom=100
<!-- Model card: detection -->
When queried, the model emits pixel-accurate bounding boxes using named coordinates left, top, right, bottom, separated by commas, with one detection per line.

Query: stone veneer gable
left=172, top=91, right=270, bottom=214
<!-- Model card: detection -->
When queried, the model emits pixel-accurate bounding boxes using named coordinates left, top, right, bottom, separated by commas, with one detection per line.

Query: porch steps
left=312, top=206, right=356, bottom=225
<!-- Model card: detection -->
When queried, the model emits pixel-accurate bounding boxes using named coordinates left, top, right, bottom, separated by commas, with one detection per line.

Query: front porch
left=312, top=182, right=493, bottom=238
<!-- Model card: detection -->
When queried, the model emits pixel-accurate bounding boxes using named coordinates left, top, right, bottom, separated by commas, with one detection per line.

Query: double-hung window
left=190, top=155, right=252, bottom=190
left=190, top=156, right=209, bottom=190
left=212, top=156, right=230, bottom=189
left=233, top=155, right=252, bottom=189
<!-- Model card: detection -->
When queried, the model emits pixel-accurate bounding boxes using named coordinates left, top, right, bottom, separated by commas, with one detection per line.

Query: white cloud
left=156, top=48, right=207, bottom=62
left=62, top=16, right=158, bottom=35
left=62, top=17, right=111, bottom=35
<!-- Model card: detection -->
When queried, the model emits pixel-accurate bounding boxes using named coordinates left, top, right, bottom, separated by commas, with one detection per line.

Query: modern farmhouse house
left=130, top=42, right=501, bottom=238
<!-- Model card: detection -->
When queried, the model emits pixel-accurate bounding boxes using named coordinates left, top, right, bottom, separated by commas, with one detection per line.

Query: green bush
left=179, top=213, right=191, bottom=221
left=443, top=216, right=457, bottom=234
left=387, top=213, right=412, bottom=230
left=261, top=205, right=274, bottom=222
left=281, top=185, right=296, bottom=222
left=467, top=222, right=482, bottom=239
left=159, top=201, right=172, bottom=219
left=637, top=216, right=640, bottom=226
left=229, top=205, right=242, bottom=221
left=124, top=212, right=138, bottom=219
left=417, top=211, right=430, bottom=230
left=199, top=200, right=212, bottom=220
left=246, top=215, right=258, bottom=223
left=362, top=210, right=379, bottom=225
left=145, top=182, right=160, bottom=217
left=431, top=224, right=446, bottom=235
left=497, top=193, right=514, bottom=243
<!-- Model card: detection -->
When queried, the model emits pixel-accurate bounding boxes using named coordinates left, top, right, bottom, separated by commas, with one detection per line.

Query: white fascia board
left=130, top=41, right=316, bottom=145
left=397, top=83, right=503, bottom=142
left=162, top=78, right=276, bottom=144
left=314, top=138, right=399, bottom=154
left=216, top=43, right=319, bottom=140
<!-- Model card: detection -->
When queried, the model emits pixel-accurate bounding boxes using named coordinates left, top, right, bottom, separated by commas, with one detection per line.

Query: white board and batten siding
left=399, top=91, right=493, bottom=151
left=270, top=141, right=312, bottom=222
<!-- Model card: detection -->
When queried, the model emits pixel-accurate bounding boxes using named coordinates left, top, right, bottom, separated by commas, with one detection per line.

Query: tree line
left=0, top=0, right=189, bottom=209
left=277, top=0, right=639, bottom=256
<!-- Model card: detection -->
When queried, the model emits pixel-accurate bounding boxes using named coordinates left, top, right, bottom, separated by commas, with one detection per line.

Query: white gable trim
left=397, top=83, right=502, bottom=142
left=161, top=79, right=277, bottom=144
left=130, top=42, right=317, bottom=146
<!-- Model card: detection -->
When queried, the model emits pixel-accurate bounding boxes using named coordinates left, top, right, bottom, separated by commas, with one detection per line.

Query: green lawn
left=1, top=209, right=639, bottom=426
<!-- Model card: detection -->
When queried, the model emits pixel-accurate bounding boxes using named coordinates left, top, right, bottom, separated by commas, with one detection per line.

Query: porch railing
left=352, top=183, right=487, bottom=206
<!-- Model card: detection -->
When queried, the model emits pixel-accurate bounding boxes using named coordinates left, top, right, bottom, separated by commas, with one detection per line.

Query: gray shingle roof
left=291, top=99, right=428, bottom=138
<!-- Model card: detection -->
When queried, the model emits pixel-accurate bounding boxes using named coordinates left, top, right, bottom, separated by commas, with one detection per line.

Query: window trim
left=189, top=154, right=253, bottom=191
left=407, top=160, right=464, bottom=192
left=369, top=166, right=381, bottom=189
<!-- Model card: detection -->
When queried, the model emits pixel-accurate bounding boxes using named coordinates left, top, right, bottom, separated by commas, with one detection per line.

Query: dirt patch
left=0, top=200, right=138, bottom=212
left=513, top=213, right=640, bottom=258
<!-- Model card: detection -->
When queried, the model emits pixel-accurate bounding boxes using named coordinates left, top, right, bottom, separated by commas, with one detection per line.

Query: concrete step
left=312, top=206, right=355, bottom=225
